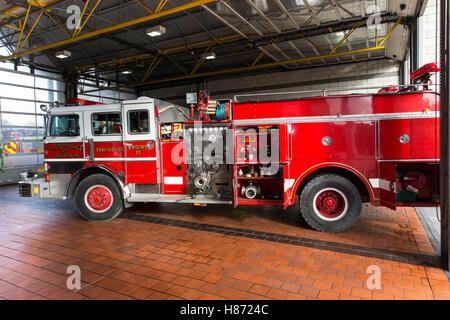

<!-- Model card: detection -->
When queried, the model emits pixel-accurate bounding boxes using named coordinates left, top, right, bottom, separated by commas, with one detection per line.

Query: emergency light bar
left=410, top=63, right=440, bottom=82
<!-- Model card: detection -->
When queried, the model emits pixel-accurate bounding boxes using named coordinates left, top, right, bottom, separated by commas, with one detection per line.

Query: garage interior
left=0, top=0, right=449, bottom=300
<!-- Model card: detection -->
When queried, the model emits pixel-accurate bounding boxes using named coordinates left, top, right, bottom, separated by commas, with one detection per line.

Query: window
left=128, top=110, right=149, bottom=134
left=92, top=112, right=122, bottom=135
left=49, top=115, right=80, bottom=137
left=0, top=98, right=36, bottom=113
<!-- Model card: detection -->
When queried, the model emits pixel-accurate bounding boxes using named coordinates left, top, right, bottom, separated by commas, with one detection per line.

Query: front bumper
left=19, top=178, right=68, bottom=200
left=18, top=178, right=51, bottom=199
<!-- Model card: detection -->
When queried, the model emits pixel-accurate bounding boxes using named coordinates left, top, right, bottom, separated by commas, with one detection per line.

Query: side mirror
left=40, top=104, right=49, bottom=113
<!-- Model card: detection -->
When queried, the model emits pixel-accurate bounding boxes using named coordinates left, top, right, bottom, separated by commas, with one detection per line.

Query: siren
left=410, top=63, right=440, bottom=84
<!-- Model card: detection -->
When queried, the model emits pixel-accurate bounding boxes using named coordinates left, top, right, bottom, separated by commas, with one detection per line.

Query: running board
left=127, top=194, right=232, bottom=205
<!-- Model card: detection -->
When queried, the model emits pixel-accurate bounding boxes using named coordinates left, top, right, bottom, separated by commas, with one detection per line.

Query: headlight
left=19, top=171, right=38, bottom=181
left=20, top=171, right=28, bottom=181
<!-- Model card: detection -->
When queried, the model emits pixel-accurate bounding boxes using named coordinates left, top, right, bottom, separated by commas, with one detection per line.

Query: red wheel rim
left=86, top=186, right=112, bottom=212
left=314, top=189, right=347, bottom=220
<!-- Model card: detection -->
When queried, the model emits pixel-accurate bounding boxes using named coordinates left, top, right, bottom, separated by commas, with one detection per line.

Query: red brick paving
left=0, top=185, right=448, bottom=300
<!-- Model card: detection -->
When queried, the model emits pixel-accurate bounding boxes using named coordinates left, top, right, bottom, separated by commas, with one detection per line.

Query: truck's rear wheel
left=74, top=174, right=123, bottom=221
left=299, top=174, right=361, bottom=233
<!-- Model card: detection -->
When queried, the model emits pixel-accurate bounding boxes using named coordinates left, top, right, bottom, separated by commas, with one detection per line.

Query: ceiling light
left=55, top=50, right=71, bottom=59
left=146, top=25, right=166, bottom=37
left=121, top=70, right=132, bottom=75
left=203, top=52, right=216, bottom=60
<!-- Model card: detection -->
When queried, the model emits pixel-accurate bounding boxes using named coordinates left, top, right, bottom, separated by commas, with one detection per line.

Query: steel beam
left=201, top=4, right=247, bottom=38
left=190, top=44, right=212, bottom=74
left=73, top=0, right=91, bottom=37
left=244, top=0, right=281, bottom=33
left=218, top=0, right=263, bottom=36
left=75, top=14, right=401, bottom=76
left=135, top=0, right=153, bottom=14
left=274, top=0, right=299, bottom=29
left=0, top=0, right=63, bottom=27
left=0, top=0, right=217, bottom=63
left=329, top=20, right=363, bottom=54
left=73, top=0, right=103, bottom=38
left=155, top=0, right=169, bottom=13
left=81, top=46, right=385, bottom=93
left=252, top=38, right=277, bottom=66
left=70, top=13, right=401, bottom=74
left=17, top=10, right=44, bottom=54
left=14, top=1, right=31, bottom=54
left=304, top=0, right=321, bottom=25
left=202, top=3, right=290, bottom=69
left=378, top=16, right=403, bottom=47
left=141, top=55, right=162, bottom=82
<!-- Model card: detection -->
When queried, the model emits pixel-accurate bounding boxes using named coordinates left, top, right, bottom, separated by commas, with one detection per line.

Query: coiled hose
left=216, top=103, right=230, bottom=120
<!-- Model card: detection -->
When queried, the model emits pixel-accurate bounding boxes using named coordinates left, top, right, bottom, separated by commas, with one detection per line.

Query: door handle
left=88, top=138, right=94, bottom=163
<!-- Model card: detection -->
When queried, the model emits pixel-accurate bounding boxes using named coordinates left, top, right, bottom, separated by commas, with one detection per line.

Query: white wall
left=140, top=59, right=400, bottom=104
left=419, top=0, right=440, bottom=85
left=420, top=0, right=439, bottom=66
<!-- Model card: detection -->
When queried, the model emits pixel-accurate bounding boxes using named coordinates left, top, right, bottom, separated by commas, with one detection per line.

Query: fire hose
left=216, top=102, right=230, bottom=120
left=402, top=171, right=426, bottom=194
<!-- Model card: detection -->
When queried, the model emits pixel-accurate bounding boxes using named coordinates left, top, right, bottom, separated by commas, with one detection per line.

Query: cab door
left=123, top=100, right=158, bottom=185
left=45, top=111, right=85, bottom=160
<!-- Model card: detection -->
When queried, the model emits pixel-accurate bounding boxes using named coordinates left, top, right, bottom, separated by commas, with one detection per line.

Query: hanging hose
left=216, top=102, right=230, bottom=120
left=216, top=103, right=226, bottom=120
left=158, top=105, right=190, bottom=120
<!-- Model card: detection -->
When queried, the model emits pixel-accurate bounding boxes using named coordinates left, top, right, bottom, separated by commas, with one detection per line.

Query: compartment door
left=379, top=162, right=396, bottom=210
left=160, top=141, right=186, bottom=194
left=279, top=124, right=291, bottom=162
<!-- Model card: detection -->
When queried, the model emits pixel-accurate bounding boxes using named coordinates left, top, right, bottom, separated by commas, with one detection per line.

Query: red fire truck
left=18, top=64, right=441, bottom=233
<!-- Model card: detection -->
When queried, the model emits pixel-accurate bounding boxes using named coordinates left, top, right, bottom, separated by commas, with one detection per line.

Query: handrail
left=233, top=83, right=436, bottom=101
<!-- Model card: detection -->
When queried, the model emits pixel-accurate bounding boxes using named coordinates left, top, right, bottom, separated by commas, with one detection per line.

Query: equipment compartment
left=236, top=164, right=283, bottom=205
left=235, top=126, right=279, bottom=163
left=395, top=162, right=439, bottom=206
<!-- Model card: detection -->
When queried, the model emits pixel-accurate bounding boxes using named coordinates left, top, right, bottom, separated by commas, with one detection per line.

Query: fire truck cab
left=18, top=66, right=441, bottom=233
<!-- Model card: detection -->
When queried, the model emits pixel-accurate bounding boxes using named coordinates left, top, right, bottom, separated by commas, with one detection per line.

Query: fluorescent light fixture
left=203, top=52, right=216, bottom=60
left=55, top=50, right=71, bottom=59
left=121, top=70, right=132, bottom=75
left=146, top=25, right=166, bottom=37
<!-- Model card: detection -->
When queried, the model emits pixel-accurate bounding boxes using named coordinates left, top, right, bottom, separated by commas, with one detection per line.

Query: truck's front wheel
left=299, top=174, right=361, bottom=233
left=74, top=174, right=123, bottom=221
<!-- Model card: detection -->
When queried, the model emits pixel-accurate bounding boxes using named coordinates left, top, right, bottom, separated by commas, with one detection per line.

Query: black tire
left=74, top=173, right=123, bottom=221
left=299, top=174, right=361, bottom=233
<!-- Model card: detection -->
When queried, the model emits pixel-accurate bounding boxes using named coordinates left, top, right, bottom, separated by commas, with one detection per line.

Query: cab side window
left=49, top=114, right=80, bottom=137
left=128, top=110, right=149, bottom=134
left=92, top=112, right=122, bottom=135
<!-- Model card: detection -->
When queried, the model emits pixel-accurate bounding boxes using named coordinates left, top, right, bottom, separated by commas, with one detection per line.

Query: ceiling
left=0, top=0, right=426, bottom=94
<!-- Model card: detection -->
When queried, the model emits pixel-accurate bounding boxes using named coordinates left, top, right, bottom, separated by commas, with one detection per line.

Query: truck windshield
left=49, top=114, right=80, bottom=137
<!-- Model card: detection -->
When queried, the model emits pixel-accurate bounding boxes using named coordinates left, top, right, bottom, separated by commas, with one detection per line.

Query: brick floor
left=0, top=185, right=449, bottom=300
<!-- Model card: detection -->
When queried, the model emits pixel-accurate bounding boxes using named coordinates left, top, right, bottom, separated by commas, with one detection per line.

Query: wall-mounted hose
left=216, top=102, right=230, bottom=120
